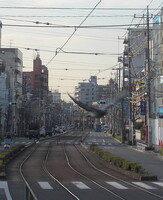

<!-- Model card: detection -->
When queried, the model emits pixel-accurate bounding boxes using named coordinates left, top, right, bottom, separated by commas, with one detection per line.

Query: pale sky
left=0, top=0, right=162, bottom=101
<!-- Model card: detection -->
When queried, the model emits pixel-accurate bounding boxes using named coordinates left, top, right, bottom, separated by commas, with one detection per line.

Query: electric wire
left=0, top=7, right=159, bottom=10
left=46, top=0, right=102, bottom=66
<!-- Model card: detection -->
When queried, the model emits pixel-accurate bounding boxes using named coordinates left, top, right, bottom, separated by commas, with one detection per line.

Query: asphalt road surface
left=0, top=131, right=163, bottom=200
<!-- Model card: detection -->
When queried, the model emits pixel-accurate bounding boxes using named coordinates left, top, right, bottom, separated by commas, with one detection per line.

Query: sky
left=0, top=0, right=162, bottom=101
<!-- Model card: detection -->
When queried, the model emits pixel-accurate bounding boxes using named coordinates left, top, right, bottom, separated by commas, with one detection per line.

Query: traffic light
left=8, top=102, right=16, bottom=105
left=97, top=100, right=106, bottom=104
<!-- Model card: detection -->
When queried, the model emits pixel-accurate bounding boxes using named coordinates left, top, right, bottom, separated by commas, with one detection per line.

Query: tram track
left=5, top=132, right=163, bottom=200
left=73, top=144, right=163, bottom=200
left=19, top=136, right=80, bottom=200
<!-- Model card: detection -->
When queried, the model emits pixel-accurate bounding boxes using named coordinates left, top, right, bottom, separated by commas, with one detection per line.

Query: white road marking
left=152, top=182, right=163, bottom=187
left=132, top=182, right=156, bottom=189
left=38, top=182, right=53, bottom=189
left=106, top=182, right=128, bottom=189
left=0, top=181, right=12, bottom=200
left=72, top=182, right=90, bottom=189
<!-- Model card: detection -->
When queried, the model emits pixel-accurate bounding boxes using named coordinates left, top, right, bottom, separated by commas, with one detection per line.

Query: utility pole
left=146, top=6, right=152, bottom=147
left=128, top=31, right=134, bottom=144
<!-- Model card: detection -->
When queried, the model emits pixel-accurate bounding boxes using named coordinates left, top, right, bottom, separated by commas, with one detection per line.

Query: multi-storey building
left=23, top=54, right=49, bottom=101
left=52, top=90, right=61, bottom=103
left=152, top=8, right=163, bottom=147
left=121, top=26, right=152, bottom=143
left=22, top=54, right=49, bottom=130
left=0, top=48, right=23, bottom=136
left=75, top=76, right=97, bottom=104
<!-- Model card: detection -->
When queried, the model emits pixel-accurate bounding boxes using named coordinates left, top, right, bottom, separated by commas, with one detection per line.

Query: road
left=0, top=131, right=163, bottom=200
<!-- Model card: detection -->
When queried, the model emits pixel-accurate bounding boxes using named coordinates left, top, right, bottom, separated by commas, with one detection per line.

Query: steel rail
left=42, top=142, right=80, bottom=200
left=75, top=144, right=163, bottom=200
left=63, top=144, right=126, bottom=200
left=19, top=144, right=39, bottom=200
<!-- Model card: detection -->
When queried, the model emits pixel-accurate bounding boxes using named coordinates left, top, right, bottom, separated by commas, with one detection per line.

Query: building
left=22, top=54, right=49, bottom=131
left=152, top=8, right=163, bottom=147
left=0, top=48, right=23, bottom=136
left=52, top=90, right=61, bottom=103
left=23, top=54, right=49, bottom=101
left=120, top=26, right=153, bottom=143
left=75, top=76, right=98, bottom=104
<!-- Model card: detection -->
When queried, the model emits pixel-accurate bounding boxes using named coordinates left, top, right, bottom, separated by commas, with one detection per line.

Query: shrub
left=115, top=135, right=121, bottom=142
left=89, top=145, right=144, bottom=174
left=145, top=146, right=155, bottom=151
left=0, top=160, right=4, bottom=171
left=160, top=147, right=163, bottom=156
left=128, top=141, right=132, bottom=145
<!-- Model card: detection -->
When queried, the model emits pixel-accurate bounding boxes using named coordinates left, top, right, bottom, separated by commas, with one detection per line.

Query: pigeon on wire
left=68, top=90, right=128, bottom=118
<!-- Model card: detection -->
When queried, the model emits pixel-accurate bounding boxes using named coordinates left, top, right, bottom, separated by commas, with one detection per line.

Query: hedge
left=90, top=144, right=145, bottom=174
left=160, top=147, right=163, bottom=156
left=0, top=144, right=25, bottom=165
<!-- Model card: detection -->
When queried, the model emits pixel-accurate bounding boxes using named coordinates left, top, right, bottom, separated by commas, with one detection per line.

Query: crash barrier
left=136, top=142, right=147, bottom=151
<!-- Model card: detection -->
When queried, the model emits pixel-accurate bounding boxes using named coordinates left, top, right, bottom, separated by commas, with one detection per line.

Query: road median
left=89, top=144, right=157, bottom=181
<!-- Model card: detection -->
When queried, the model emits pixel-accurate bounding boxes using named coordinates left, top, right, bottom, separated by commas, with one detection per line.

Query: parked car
left=103, top=124, right=109, bottom=132
left=28, top=130, right=40, bottom=139
left=4, top=143, right=11, bottom=149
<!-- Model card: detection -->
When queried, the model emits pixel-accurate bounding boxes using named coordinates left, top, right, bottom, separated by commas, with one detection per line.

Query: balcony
left=123, top=46, right=129, bottom=56
left=123, top=57, right=129, bottom=67
left=123, top=69, right=129, bottom=78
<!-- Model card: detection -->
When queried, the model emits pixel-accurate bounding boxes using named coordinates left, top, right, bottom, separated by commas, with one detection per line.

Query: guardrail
left=136, top=142, right=147, bottom=151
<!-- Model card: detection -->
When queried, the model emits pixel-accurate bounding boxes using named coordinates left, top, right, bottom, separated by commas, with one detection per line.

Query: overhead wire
left=46, top=0, right=102, bottom=66
left=0, top=6, right=159, bottom=10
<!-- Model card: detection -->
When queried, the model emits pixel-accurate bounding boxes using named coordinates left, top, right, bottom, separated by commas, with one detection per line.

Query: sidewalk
left=103, top=137, right=163, bottom=181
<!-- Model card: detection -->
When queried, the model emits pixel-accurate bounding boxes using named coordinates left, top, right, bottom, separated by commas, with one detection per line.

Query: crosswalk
left=72, top=181, right=163, bottom=190
left=1, top=141, right=32, bottom=145
left=0, top=180, right=163, bottom=199
left=36, top=181, right=163, bottom=191
left=55, top=141, right=117, bottom=146
left=3, top=180, right=161, bottom=191
left=83, top=141, right=116, bottom=146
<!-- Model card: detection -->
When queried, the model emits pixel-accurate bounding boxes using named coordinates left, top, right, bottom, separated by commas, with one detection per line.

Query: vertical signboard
left=140, top=100, right=146, bottom=115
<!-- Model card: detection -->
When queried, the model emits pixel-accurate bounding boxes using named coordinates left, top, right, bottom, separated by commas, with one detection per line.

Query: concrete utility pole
left=146, top=6, right=152, bottom=147
left=128, top=32, right=134, bottom=144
